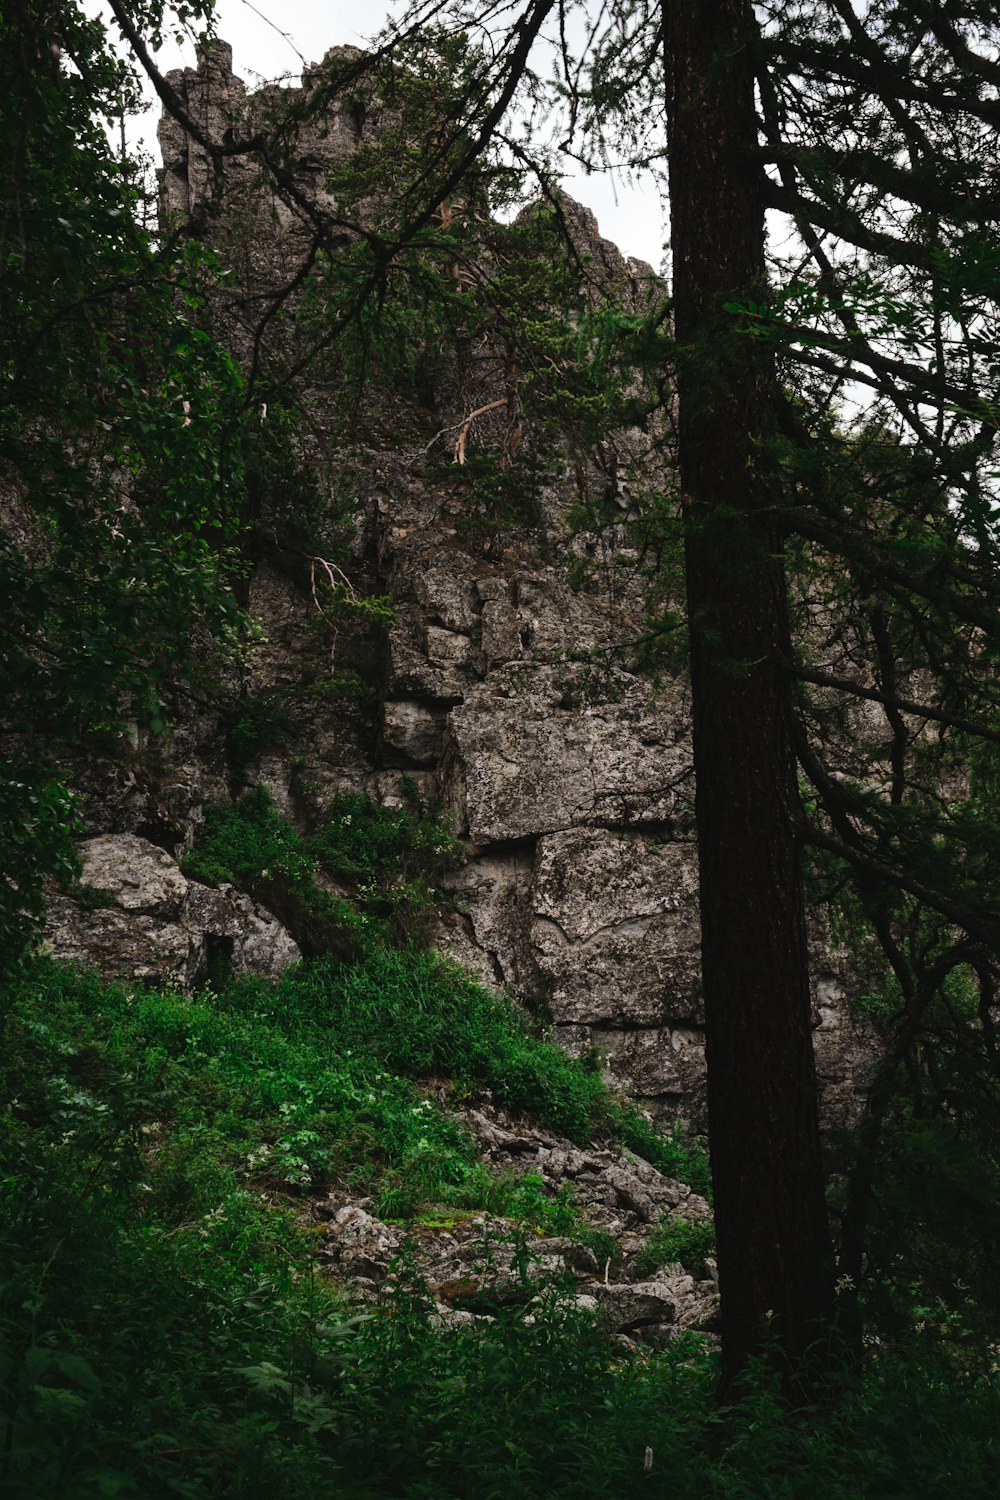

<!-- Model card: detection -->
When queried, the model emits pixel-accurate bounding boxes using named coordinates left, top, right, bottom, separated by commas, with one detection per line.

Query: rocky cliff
left=45, top=39, right=874, bottom=1133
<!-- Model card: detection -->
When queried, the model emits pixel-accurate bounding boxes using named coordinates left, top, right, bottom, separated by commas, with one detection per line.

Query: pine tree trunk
left=662, top=0, right=835, bottom=1396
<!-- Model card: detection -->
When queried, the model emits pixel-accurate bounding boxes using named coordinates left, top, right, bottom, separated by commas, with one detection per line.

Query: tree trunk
left=662, top=0, right=835, bottom=1396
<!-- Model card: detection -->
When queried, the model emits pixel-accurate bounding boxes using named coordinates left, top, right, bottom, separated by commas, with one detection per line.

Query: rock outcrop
left=312, top=1097, right=719, bottom=1346
left=46, top=833, right=299, bottom=987
left=39, top=40, right=876, bottom=1134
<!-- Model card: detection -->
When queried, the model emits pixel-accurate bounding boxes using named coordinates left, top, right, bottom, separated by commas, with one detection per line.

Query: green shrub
left=181, top=787, right=365, bottom=959
left=310, top=790, right=463, bottom=943
left=184, top=786, right=464, bottom=951
left=0, top=966, right=360, bottom=1496
left=613, top=1104, right=712, bottom=1198
left=633, top=1215, right=716, bottom=1277
left=182, top=785, right=317, bottom=892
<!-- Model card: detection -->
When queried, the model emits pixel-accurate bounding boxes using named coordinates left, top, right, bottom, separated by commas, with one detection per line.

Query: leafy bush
left=182, top=786, right=316, bottom=891
left=612, top=1105, right=712, bottom=1199
left=310, top=790, right=463, bottom=942
left=0, top=767, right=80, bottom=998
left=634, top=1215, right=716, bottom=1277
left=181, top=787, right=365, bottom=958
left=334, top=1291, right=1000, bottom=1499
left=0, top=966, right=359, bottom=1496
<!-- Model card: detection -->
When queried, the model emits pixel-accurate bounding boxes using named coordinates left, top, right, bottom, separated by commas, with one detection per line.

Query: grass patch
left=234, top=949, right=708, bottom=1190
left=633, top=1215, right=716, bottom=1277
left=2, top=960, right=998, bottom=1496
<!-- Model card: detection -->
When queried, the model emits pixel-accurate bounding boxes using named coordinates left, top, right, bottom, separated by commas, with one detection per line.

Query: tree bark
left=662, top=0, right=835, bottom=1396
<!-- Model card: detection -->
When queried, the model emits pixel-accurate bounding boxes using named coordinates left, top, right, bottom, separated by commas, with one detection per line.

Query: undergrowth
left=2, top=960, right=998, bottom=1495
left=179, top=788, right=710, bottom=1192
left=7, top=795, right=996, bottom=1494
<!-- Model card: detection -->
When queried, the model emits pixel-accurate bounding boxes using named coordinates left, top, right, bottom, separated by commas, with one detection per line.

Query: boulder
left=381, top=700, right=447, bottom=765
left=444, top=676, right=691, bottom=843
left=588, top=1279, right=678, bottom=1331
left=45, top=833, right=299, bottom=987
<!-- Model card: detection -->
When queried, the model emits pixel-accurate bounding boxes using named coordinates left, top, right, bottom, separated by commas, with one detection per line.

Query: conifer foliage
left=0, top=0, right=248, bottom=985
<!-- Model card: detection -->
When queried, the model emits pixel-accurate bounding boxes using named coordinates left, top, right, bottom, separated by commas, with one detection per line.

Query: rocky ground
left=46, top=831, right=720, bottom=1348
left=312, top=1097, right=719, bottom=1348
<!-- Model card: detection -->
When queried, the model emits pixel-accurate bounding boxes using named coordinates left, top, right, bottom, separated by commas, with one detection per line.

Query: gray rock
left=184, top=882, right=301, bottom=979
left=445, top=846, right=537, bottom=992
left=44, top=834, right=299, bottom=988
left=531, top=1237, right=599, bottom=1275
left=444, top=679, right=691, bottom=843
left=413, top=556, right=480, bottom=632
left=602, top=1164, right=659, bottom=1223
left=78, top=833, right=188, bottom=917
left=322, top=1205, right=402, bottom=1282
left=580, top=1026, right=709, bottom=1129
left=44, top=898, right=202, bottom=988
left=479, top=593, right=522, bottom=665
left=381, top=700, right=447, bottom=765
left=588, top=1280, right=678, bottom=1330
left=532, top=830, right=701, bottom=1028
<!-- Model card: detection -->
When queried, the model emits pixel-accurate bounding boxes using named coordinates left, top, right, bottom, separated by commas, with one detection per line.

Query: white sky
left=109, top=0, right=669, bottom=269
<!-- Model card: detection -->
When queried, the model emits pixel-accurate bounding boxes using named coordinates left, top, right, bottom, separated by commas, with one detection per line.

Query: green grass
left=2, top=959, right=999, bottom=1496
left=3, top=958, right=601, bottom=1219
left=633, top=1214, right=716, bottom=1277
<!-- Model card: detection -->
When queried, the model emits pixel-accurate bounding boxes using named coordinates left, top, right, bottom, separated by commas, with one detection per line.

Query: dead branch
left=453, top=397, right=509, bottom=464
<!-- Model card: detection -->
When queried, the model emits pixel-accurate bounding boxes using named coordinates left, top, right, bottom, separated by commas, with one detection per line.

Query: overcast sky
left=106, top=0, right=668, bottom=269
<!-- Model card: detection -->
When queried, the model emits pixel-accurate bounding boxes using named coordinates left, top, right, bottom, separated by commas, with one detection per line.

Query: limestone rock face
left=45, top=834, right=299, bottom=988
left=445, top=676, right=691, bottom=842
left=531, top=830, right=701, bottom=1028
left=38, top=42, right=878, bottom=1137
